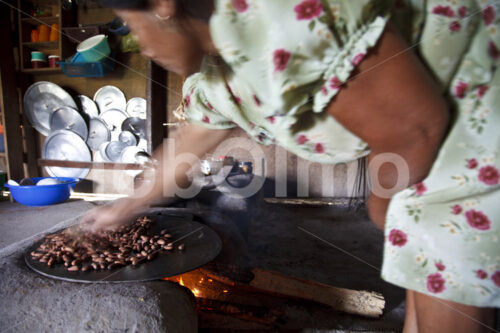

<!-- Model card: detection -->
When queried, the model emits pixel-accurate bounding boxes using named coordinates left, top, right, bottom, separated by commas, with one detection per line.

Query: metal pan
left=49, top=106, right=88, bottom=141
left=93, top=85, right=126, bottom=113
left=23, top=81, right=77, bottom=136
left=104, top=141, right=128, bottom=162
left=87, top=118, right=111, bottom=151
left=125, top=97, right=146, bottom=119
left=42, top=130, right=91, bottom=179
left=99, top=108, right=128, bottom=141
left=122, top=117, right=146, bottom=139
left=78, top=95, right=99, bottom=118
left=118, top=130, right=137, bottom=146
left=25, top=214, right=222, bottom=283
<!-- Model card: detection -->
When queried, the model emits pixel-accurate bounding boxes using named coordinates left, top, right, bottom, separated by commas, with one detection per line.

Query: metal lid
left=93, top=85, right=126, bottom=113
left=98, top=142, right=110, bottom=162
left=78, top=95, right=99, bottom=118
left=125, top=97, right=146, bottom=119
left=49, top=106, right=88, bottom=141
left=105, top=141, right=128, bottom=162
left=87, top=117, right=111, bottom=151
left=120, top=145, right=144, bottom=163
left=42, top=130, right=91, bottom=179
left=122, top=117, right=146, bottom=139
left=118, top=130, right=137, bottom=146
left=99, top=108, right=128, bottom=141
left=23, top=81, right=77, bottom=136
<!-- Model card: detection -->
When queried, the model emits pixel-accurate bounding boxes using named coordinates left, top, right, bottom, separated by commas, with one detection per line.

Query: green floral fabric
left=182, top=0, right=500, bottom=306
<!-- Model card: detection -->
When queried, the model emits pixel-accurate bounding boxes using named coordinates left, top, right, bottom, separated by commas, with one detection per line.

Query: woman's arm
left=327, top=23, right=450, bottom=229
left=82, top=123, right=233, bottom=230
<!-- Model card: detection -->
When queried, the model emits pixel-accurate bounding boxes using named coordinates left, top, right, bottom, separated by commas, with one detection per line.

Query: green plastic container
left=31, top=51, right=46, bottom=61
left=76, top=34, right=111, bottom=62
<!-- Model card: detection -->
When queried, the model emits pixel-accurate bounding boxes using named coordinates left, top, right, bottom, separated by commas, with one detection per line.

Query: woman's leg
left=413, top=291, right=496, bottom=333
left=403, top=290, right=418, bottom=333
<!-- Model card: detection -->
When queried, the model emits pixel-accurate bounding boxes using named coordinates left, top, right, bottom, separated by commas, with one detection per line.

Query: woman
left=84, top=0, right=499, bottom=331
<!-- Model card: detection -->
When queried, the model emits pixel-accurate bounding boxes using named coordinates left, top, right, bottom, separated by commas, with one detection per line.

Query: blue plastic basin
left=5, top=177, right=80, bottom=206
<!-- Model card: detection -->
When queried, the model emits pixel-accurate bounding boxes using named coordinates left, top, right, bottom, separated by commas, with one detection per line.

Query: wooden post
left=0, top=4, right=25, bottom=180
left=146, top=61, right=168, bottom=154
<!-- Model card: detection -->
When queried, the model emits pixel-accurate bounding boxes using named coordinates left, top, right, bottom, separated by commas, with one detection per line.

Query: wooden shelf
left=38, top=159, right=147, bottom=170
left=21, top=67, right=62, bottom=74
left=21, top=16, right=59, bottom=26
left=23, top=41, right=59, bottom=48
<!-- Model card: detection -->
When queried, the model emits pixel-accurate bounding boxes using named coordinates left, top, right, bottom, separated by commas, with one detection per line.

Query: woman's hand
left=80, top=197, right=146, bottom=232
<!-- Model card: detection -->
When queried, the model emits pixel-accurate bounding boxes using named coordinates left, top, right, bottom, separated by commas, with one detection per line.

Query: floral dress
left=182, top=0, right=500, bottom=307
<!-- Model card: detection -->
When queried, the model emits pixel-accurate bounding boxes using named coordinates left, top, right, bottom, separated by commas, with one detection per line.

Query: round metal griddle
left=42, top=130, right=91, bottom=178
left=99, top=108, right=128, bottom=141
left=50, top=106, right=88, bottom=141
left=25, top=214, right=222, bottom=283
left=126, top=97, right=147, bottom=119
left=78, top=95, right=100, bottom=118
left=87, top=118, right=111, bottom=151
left=94, top=85, right=126, bottom=113
left=122, top=117, right=146, bottom=139
left=23, top=81, right=77, bottom=136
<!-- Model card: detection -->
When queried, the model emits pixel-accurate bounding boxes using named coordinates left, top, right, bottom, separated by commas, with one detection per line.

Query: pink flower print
left=351, top=53, right=365, bottom=66
left=492, top=271, right=500, bottom=287
left=329, top=76, right=342, bottom=90
left=452, top=204, right=463, bottom=215
left=184, top=94, right=191, bottom=108
left=315, top=143, right=325, bottom=153
left=458, top=6, right=468, bottom=18
left=206, top=102, right=214, bottom=111
left=252, top=94, right=261, bottom=107
left=296, top=134, right=309, bottom=145
left=273, top=49, right=291, bottom=72
left=467, top=158, right=478, bottom=169
left=414, top=182, right=427, bottom=196
left=449, top=21, right=461, bottom=32
left=234, top=96, right=242, bottom=105
left=465, top=209, right=491, bottom=231
left=267, top=116, right=275, bottom=124
left=454, top=81, right=469, bottom=98
left=388, top=229, right=407, bottom=247
left=478, top=165, right=500, bottom=185
left=321, top=86, right=328, bottom=96
left=294, top=0, right=322, bottom=20
left=202, top=116, right=210, bottom=123
left=488, top=41, right=500, bottom=60
left=249, top=122, right=256, bottom=130
left=477, top=85, right=489, bottom=98
left=435, top=262, right=446, bottom=271
left=476, top=269, right=488, bottom=280
left=482, top=5, right=495, bottom=25
left=427, top=273, right=446, bottom=293
left=432, top=5, right=455, bottom=17
left=232, top=0, right=248, bottom=13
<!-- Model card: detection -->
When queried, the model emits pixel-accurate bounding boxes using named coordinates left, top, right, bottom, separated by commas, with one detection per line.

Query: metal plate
left=122, top=117, right=146, bottom=139
left=99, top=109, right=128, bottom=141
left=120, top=145, right=143, bottom=164
left=93, top=85, right=126, bottom=113
left=87, top=118, right=111, bottom=151
left=118, top=130, right=137, bottom=146
left=25, top=214, right=222, bottom=283
left=23, top=81, right=77, bottom=136
left=105, top=141, right=128, bottom=162
left=78, top=95, right=99, bottom=118
left=49, top=106, right=88, bottom=141
left=125, top=97, right=146, bottom=119
left=98, top=142, right=110, bottom=162
left=42, top=130, right=91, bottom=179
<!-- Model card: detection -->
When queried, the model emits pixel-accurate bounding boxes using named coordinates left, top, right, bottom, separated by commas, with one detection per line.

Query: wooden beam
left=0, top=4, right=25, bottom=180
left=146, top=61, right=168, bottom=154
left=38, top=159, right=147, bottom=170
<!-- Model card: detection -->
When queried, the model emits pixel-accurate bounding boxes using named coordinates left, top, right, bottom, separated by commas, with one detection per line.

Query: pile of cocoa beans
left=30, top=216, right=185, bottom=272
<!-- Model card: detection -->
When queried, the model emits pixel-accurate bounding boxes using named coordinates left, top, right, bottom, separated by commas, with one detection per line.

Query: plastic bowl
left=5, top=177, right=80, bottom=206
left=76, top=34, right=110, bottom=62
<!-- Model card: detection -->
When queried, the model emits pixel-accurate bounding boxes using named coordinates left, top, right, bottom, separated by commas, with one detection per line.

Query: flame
left=179, top=277, right=185, bottom=286
left=178, top=276, right=202, bottom=297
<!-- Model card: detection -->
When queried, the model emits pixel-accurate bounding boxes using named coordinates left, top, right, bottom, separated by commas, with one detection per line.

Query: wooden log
left=248, top=268, right=385, bottom=318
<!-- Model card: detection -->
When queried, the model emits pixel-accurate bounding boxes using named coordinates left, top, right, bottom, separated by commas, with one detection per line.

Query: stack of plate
left=24, top=82, right=150, bottom=179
